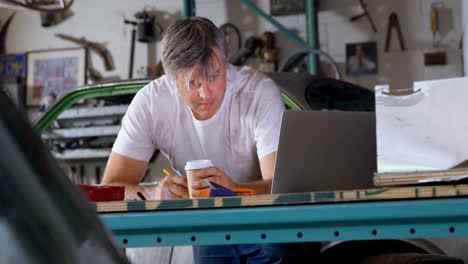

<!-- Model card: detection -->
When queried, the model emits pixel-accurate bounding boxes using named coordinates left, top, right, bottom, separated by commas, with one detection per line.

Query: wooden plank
left=374, top=168, right=468, bottom=186
left=95, top=184, right=468, bottom=213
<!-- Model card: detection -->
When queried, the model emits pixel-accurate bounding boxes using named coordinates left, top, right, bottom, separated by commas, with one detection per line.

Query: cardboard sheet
left=375, top=77, right=468, bottom=175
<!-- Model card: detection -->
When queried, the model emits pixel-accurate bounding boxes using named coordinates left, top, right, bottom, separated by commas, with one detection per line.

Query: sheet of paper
left=375, top=77, right=468, bottom=173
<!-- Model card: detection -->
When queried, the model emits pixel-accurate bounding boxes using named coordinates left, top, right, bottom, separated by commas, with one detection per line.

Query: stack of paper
left=374, top=77, right=468, bottom=186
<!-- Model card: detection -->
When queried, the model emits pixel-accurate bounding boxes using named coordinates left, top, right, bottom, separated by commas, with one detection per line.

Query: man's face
left=176, top=53, right=226, bottom=121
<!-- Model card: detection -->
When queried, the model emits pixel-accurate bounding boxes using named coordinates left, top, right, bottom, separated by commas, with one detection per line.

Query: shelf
left=57, top=105, right=128, bottom=120
left=42, top=125, right=121, bottom=139
left=53, top=148, right=112, bottom=160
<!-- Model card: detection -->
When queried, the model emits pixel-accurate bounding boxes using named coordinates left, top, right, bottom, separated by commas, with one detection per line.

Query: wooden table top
left=94, top=184, right=468, bottom=213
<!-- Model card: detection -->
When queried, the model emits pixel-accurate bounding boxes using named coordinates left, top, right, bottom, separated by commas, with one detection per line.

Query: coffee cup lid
left=185, top=159, right=213, bottom=170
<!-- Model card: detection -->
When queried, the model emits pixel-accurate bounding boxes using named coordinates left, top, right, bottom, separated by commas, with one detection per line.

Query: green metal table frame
left=100, top=197, right=468, bottom=248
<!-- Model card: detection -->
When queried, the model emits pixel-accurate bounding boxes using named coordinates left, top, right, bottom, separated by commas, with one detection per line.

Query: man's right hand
left=124, top=185, right=158, bottom=200
left=156, top=175, right=189, bottom=199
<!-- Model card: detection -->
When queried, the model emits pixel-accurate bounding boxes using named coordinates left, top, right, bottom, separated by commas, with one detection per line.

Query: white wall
left=319, top=0, right=462, bottom=90
left=2, top=0, right=226, bottom=81
left=2, top=0, right=462, bottom=91
left=224, top=0, right=463, bottom=90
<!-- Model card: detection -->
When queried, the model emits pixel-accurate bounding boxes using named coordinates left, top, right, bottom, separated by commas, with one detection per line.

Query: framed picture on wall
left=345, top=42, right=378, bottom=76
left=26, top=48, right=86, bottom=107
left=270, top=0, right=305, bottom=16
left=0, top=53, right=26, bottom=108
left=0, top=53, right=26, bottom=83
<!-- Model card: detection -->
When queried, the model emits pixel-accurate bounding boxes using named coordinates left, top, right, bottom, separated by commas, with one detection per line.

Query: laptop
left=271, top=110, right=377, bottom=194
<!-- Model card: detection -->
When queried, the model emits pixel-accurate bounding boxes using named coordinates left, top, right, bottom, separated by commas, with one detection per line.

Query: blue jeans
left=193, top=243, right=295, bottom=264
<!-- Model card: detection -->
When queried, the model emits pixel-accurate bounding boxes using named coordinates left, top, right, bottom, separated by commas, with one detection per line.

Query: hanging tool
left=135, top=10, right=163, bottom=43
left=384, top=12, right=405, bottom=52
left=0, top=12, right=15, bottom=54
left=424, top=2, right=447, bottom=66
left=55, top=33, right=115, bottom=70
left=55, top=33, right=120, bottom=82
left=430, top=2, right=443, bottom=48
left=350, top=0, right=377, bottom=33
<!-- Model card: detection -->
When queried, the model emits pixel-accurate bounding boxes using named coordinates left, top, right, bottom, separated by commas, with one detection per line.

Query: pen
left=163, top=169, right=172, bottom=176
left=136, top=191, right=146, bottom=200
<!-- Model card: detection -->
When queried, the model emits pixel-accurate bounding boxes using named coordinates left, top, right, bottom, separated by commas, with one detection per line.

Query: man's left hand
left=191, top=167, right=238, bottom=191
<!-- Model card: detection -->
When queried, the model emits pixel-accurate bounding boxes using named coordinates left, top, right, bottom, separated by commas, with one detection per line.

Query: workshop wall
left=2, top=0, right=462, bottom=95
left=2, top=0, right=227, bottom=82
left=1, top=0, right=302, bottom=84
left=203, top=0, right=464, bottom=91
left=225, top=0, right=463, bottom=90
left=317, top=0, right=463, bottom=90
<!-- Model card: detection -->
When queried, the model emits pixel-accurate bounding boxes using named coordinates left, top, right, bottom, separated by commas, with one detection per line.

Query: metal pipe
left=278, top=49, right=341, bottom=80
left=184, top=0, right=196, bottom=18
left=306, top=0, right=318, bottom=74
left=463, top=0, right=468, bottom=76
left=240, top=0, right=309, bottom=49
left=129, top=27, right=136, bottom=79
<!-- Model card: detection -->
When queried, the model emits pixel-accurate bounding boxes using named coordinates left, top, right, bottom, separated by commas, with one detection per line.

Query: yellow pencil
left=163, top=169, right=172, bottom=176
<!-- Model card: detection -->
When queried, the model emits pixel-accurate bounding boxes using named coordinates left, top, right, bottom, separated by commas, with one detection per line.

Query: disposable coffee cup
left=185, top=160, right=213, bottom=198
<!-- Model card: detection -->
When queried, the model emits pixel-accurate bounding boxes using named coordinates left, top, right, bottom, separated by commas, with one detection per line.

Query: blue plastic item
left=206, top=180, right=237, bottom=197
left=210, top=188, right=237, bottom=197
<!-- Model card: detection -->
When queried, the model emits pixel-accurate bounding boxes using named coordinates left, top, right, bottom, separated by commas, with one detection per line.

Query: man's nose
left=198, top=81, right=212, bottom=99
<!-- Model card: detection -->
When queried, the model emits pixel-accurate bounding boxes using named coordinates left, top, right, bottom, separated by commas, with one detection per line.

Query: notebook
left=271, top=110, right=377, bottom=194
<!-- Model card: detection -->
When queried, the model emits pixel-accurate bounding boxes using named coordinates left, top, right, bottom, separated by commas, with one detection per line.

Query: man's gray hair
left=161, top=17, right=226, bottom=85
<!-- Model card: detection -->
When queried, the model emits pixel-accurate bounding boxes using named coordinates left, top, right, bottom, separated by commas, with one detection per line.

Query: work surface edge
left=94, top=184, right=468, bottom=213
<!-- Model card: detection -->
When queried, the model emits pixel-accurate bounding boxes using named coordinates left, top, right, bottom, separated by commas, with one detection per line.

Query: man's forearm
left=238, top=178, right=272, bottom=195
left=101, top=152, right=148, bottom=186
left=101, top=179, right=137, bottom=186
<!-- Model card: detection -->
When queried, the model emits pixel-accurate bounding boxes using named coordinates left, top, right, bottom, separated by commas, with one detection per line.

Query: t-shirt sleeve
left=112, top=88, right=156, bottom=162
left=254, top=79, right=286, bottom=159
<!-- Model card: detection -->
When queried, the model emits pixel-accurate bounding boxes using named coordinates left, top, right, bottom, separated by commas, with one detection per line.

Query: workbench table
left=97, top=184, right=468, bottom=248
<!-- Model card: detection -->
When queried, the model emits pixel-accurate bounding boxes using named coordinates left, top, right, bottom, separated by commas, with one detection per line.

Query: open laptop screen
left=271, top=110, right=377, bottom=194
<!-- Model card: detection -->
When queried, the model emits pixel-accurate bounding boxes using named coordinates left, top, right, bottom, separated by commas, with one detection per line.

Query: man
left=102, top=17, right=289, bottom=263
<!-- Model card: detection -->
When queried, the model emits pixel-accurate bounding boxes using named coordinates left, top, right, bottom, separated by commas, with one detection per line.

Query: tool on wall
left=124, top=10, right=163, bottom=79
left=55, top=33, right=120, bottom=82
left=384, top=12, right=405, bottom=52
left=0, top=12, right=15, bottom=54
left=424, top=2, right=447, bottom=66
left=350, top=0, right=377, bottom=33
left=55, top=33, right=115, bottom=71
left=40, top=9, right=73, bottom=27
left=424, top=50, right=446, bottom=66
left=430, top=2, right=442, bottom=48
left=2, top=0, right=74, bottom=27
left=135, top=10, right=163, bottom=78
left=135, top=10, right=162, bottom=43
left=2, top=0, right=73, bottom=12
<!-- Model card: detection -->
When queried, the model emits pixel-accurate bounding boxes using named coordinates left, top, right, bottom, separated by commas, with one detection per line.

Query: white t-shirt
left=112, top=64, right=285, bottom=183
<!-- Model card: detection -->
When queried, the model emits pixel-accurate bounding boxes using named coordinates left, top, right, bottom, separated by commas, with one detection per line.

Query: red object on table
left=79, top=184, right=125, bottom=202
